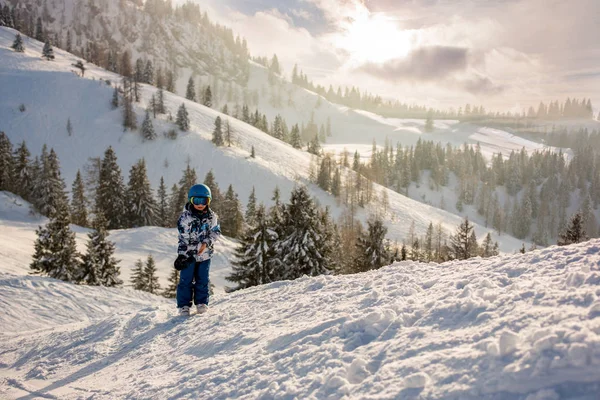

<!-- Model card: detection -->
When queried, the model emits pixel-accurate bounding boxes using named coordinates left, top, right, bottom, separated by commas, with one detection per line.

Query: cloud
left=458, top=74, right=504, bottom=96
left=357, top=46, right=469, bottom=82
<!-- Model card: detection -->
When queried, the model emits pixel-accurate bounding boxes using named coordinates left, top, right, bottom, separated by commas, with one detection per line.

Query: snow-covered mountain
left=0, top=26, right=529, bottom=254
left=1, top=219, right=599, bottom=398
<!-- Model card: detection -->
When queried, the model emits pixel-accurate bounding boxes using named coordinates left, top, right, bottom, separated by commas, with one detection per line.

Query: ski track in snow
left=1, top=233, right=600, bottom=399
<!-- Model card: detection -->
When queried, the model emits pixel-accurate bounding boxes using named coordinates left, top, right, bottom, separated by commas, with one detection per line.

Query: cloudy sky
left=202, top=0, right=600, bottom=113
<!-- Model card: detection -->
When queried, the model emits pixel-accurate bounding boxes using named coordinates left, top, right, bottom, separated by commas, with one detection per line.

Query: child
left=174, top=184, right=221, bottom=316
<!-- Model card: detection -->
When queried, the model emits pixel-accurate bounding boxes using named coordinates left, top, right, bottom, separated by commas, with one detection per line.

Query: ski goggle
left=190, top=196, right=210, bottom=206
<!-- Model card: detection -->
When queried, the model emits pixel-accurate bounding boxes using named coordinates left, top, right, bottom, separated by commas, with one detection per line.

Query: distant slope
left=1, top=236, right=599, bottom=399
left=0, top=27, right=527, bottom=252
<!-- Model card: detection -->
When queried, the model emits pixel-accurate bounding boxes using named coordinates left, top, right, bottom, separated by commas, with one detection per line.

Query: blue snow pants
left=176, top=258, right=211, bottom=308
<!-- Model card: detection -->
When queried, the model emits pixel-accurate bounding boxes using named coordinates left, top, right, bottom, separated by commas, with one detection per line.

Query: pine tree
left=289, top=124, right=302, bottom=149
left=66, top=118, right=73, bottom=136
left=111, top=87, right=119, bottom=109
left=212, top=116, right=224, bottom=146
left=141, top=110, right=156, bottom=141
left=35, top=17, right=43, bottom=41
left=163, top=268, right=179, bottom=298
left=480, top=233, right=498, bottom=257
left=126, top=159, right=157, bottom=227
left=11, top=33, right=24, bottom=52
left=185, top=76, right=196, bottom=101
left=13, top=141, right=32, bottom=200
left=96, top=147, right=127, bottom=229
left=203, top=86, right=212, bottom=107
left=449, top=216, right=478, bottom=260
left=0, top=132, right=14, bottom=192
left=228, top=204, right=276, bottom=289
left=277, top=185, right=329, bottom=280
left=70, top=170, right=87, bottom=227
left=307, top=133, right=321, bottom=155
left=35, top=148, right=69, bottom=218
left=157, top=177, right=169, bottom=228
left=157, top=89, right=166, bottom=114
left=66, top=30, right=72, bottom=53
left=122, top=95, right=137, bottom=130
left=42, top=39, right=55, bottom=60
left=79, top=213, right=122, bottom=286
left=354, top=216, right=389, bottom=272
left=176, top=103, right=190, bottom=131
left=225, top=119, right=232, bottom=147
left=245, top=186, right=257, bottom=227
left=130, top=259, right=146, bottom=290
left=558, top=212, right=588, bottom=246
left=251, top=145, right=255, bottom=158
left=220, top=184, right=244, bottom=238
left=30, top=203, right=80, bottom=282
left=144, top=255, right=160, bottom=294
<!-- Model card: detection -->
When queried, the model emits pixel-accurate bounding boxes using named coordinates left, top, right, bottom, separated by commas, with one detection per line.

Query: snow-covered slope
left=0, top=27, right=527, bottom=252
left=1, top=235, right=599, bottom=399
left=0, top=191, right=237, bottom=292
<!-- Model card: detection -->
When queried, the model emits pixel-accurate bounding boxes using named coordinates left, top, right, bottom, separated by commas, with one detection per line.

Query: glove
left=174, top=254, right=192, bottom=271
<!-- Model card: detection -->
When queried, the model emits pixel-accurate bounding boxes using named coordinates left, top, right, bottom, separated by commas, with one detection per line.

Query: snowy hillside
left=0, top=27, right=529, bottom=252
left=0, top=191, right=237, bottom=292
left=1, top=234, right=600, bottom=399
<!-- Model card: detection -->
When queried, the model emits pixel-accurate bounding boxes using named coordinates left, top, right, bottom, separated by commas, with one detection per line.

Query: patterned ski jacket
left=177, top=203, right=221, bottom=262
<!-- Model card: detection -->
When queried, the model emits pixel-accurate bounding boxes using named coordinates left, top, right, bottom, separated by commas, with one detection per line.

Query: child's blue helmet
left=188, top=184, right=212, bottom=205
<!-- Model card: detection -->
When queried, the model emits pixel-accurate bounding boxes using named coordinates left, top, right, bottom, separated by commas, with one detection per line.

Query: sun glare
left=336, top=12, right=413, bottom=64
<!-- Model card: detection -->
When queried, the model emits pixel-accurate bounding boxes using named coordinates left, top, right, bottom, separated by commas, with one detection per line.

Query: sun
left=335, top=12, right=413, bottom=64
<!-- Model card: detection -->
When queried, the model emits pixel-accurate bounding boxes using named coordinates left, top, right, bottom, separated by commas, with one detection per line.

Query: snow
left=0, top=191, right=237, bottom=293
left=2, top=221, right=600, bottom=398
left=0, top=26, right=528, bottom=254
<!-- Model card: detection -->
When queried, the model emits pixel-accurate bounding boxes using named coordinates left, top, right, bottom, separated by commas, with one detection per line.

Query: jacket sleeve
left=202, top=212, right=221, bottom=248
left=177, top=212, right=193, bottom=257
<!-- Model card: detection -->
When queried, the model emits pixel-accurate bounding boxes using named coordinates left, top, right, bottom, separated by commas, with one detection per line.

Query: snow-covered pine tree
left=157, top=89, right=166, bottom=114
left=79, top=213, right=122, bottom=286
left=143, top=60, right=154, bottom=84
left=96, top=146, right=127, bottom=229
left=289, top=124, right=302, bottom=149
left=449, top=216, right=478, bottom=260
left=126, top=159, right=157, bottom=227
left=144, top=255, right=160, bottom=294
left=111, top=87, right=119, bottom=109
left=70, top=170, right=87, bottom=227
left=212, top=116, right=224, bottom=146
left=168, top=183, right=181, bottom=227
left=42, top=39, right=55, bottom=60
left=176, top=103, right=189, bottom=131
left=318, top=206, right=341, bottom=273
left=354, top=215, right=389, bottom=272
left=35, top=148, right=69, bottom=218
left=185, top=76, right=196, bottom=101
left=130, top=259, right=146, bottom=290
left=162, top=268, right=178, bottom=298
left=228, top=204, right=276, bottom=289
left=203, top=169, right=222, bottom=213
left=0, top=131, right=14, bottom=192
left=11, top=33, right=24, bottom=52
left=34, top=17, right=43, bottom=41
left=558, top=212, right=588, bottom=246
left=225, top=119, right=232, bottom=147
left=13, top=140, right=32, bottom=201
left=66, top=118, right=73, bottom=136
left=277, top=185, right=329, bottom=280
left=203, top=86, right=212, bottom=107
left=122, top=95, right=137, bottom=130
left=141, top=110, right=156, bottom=141
left=30, top=202, right=80, bottom=282
left=307, top=133, right=321, bottom=155
left=157, top=176, right=169, bottom=228
left=245, top=186, right=257, bottom=227
left=220, top=184, right=244, bottom=238
left=480, top=233, right=499, bottom=257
